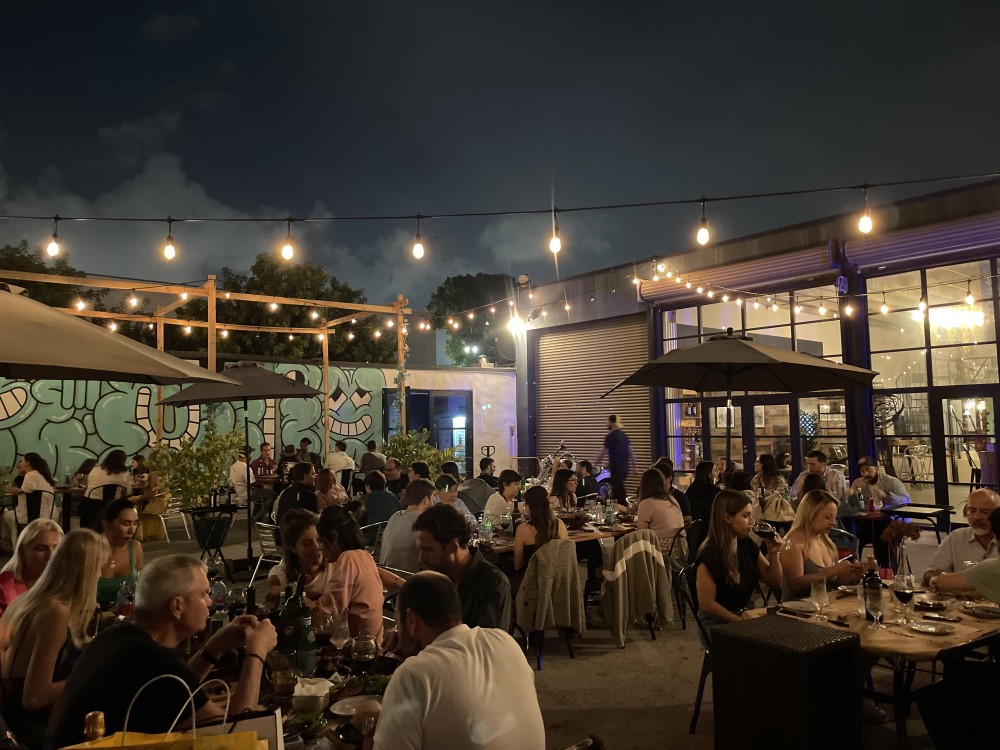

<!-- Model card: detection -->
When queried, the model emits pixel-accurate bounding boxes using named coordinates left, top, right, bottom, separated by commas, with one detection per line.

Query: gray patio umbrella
left=0, top=285, right=237, bottom=385
left=159, top=362, right=323, bottom=572
left=603, top=328, right=878, bottom=463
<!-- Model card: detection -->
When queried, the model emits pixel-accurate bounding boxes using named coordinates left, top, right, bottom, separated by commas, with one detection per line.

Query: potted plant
left=384, top=429, right=458, bottom=478
left=147, top=418, right=244, bottom=550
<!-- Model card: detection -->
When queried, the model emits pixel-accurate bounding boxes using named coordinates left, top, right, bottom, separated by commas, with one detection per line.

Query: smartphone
left=923, top=613, right=961, bottom=623
left=838, top=554, right=857, bottom=564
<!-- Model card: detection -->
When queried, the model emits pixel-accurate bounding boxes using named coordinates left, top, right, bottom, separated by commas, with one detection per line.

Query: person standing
left=228, top=449, right=256, bottom=506
left=596, top=415, right=637, bottom=504
left=358, top=441, right=387, bottom=474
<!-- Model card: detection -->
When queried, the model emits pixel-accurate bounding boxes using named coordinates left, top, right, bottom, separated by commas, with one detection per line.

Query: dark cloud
left=142, top=12, right=201, bottom=43
left=98, top=112, right=181, bottom=167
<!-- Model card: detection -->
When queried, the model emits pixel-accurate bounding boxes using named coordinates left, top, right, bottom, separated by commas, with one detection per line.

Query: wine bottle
left=862, top=554, right=880, bottom=622
left=277, top=574, right=315, bottom=675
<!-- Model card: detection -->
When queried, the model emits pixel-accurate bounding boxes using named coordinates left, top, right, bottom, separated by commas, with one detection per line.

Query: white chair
left=161, top=496, right=191, bottom=542
left=253, top=522, right=284, bottom=582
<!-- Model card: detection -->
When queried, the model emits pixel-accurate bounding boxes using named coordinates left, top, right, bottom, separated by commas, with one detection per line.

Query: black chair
left=339, top=469, right=353, bottom=493
left=672, top=519, right=704, bottom=629
left=678, top=563, right=713, bottom=734
left=80, top=483, right=126, bottom=530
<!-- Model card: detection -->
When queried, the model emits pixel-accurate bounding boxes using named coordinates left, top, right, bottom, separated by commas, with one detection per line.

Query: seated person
left=476, top=457, right=499, bottom=489
left=513, top=486, right=568, bottom=572
left=46, top=555, right=277, bottom=749
left=686, top=461, right=720, bottom=523
left=432, top=475, right=476, bottom=526
left=440, top=461, right=462, bottom=484
left=412, top=504, right=511, bottom=630
left=548, top=468, right=578, bottom=512
left=326, top=440, right=355, bottom=475
left=407, top=461, right=431, bottom=483
left=636, top=468, right=686, bottom=562
left=315, top=468, right=348, bottom=512
left=0, top=519, right=64, bottom=615
left=315, top=507, right=399, bottom=640
left=266, top=509, right=326, bottom=607
left=922, top=488, right=1000, bottom=585
left=0, top=530, right=108, bottom=747
left=360, top=470, right=401, bottom=543
left=272, top=462, right=318, bottom=527
left=380, top=480, right=435, bottom=573
left=576, top=460, right=600, bottom=500
left=383, top=458, right=409, bottom=497
left=483, top=469, right=521, bottom=521
left=96, top=499, right=144, bottom=610
left=82, top=450, right=133, bottom=529
left=3, top=454, right=57, bottom=549
left=846, top=456, right=909, bottom=513
left=695, top=489, right=783, bottom=640
left=780, top=490, right=862, bottom=601
left=657, top=463, right=693, bottom=522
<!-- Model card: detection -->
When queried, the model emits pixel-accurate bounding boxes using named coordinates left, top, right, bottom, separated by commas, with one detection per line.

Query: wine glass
left=312, top=612, right=333, bottom=649
left=892, top=574, right=915, bottom=625
left=351, top=629, right=378, bottom=669
left=329, top=610, right=351, bottom=652
left=809, top=578, right=829, bottom=621
left=499, top=512, right=512, bottom=536
left=865, top=581, right=886, bottom=629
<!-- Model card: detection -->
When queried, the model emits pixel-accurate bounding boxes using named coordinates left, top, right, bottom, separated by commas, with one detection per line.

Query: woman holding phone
left=780, top=490, right=863, bottom=601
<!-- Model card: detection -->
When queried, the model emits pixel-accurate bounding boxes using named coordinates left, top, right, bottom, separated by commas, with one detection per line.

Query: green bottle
left=277, top=574, right=316, bottom=674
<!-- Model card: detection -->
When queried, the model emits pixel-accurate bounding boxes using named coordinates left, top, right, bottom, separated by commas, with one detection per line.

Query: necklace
left=108, top=542, right=127, bottom=569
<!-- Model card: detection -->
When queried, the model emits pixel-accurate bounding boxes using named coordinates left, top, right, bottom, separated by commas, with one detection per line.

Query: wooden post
left=206, top=275, right=217, bottom=373
left=155, top=310, right=165, bottom=443
left=322, top=329, right=330, bottom=464
left=396, top=294, right=407, bottom=434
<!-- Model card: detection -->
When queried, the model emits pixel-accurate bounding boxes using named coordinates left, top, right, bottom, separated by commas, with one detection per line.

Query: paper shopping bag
left=60, top=729, right=263, bottom=750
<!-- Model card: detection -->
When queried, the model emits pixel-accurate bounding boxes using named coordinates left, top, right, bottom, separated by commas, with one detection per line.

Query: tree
left=427, top=273, right=514, bottom=366
left=168, top=253, right=398, bottom=362
left=0, top=241, right=102, bottom=308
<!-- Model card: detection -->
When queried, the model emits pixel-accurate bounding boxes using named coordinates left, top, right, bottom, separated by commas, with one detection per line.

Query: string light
left=310, top=311, right=319, bottom=320
left=128, top=294, right=139, bottom=308
left=771, top=302, right=779, bottom=312
left=46, top=216, right=60, bottom=257
left=386, top=319, right=394, bottom=328
left=412, top=215, right=425, bottom=260
left=220, top=329, right=229, bottom=338
left=966, top=279, right=975, bottom=305
left=753, top=298, right=760, bottom=310
left=224, top=292, right=231, bottom=299
left=794, top=303, right=802, bottom=314
left=707, top=288, right=714, bottom=298
left=288, top=334, right=294, bottom=341
left=147, top=323, right=154, bottom=330
left=652, top=274, right=660, bottom=282
left=269, top=301, right=279, bottom=312
left=107, top=322, right=117, bottom=332
left=489, top=306, right=496, bottom=313
left=348, top=332, right=355, bottom=341
left=685, top=281, right=692, bottom=289
left=351, top=318, right=357, bottom=324
left=666, top=271, right=673, bottom=279
left=818, top=298, right=827, bottom=316
left=452, top=322, right=459, bottom=330
left=564, top=303, right=571, bottom=311
left=735, top=297, right=743, bottom=306
left=675, top=276, right=682, bottom=284
left=549, top=209, right=561, bottom=254
left=918, top=296, right=927, bottom=313
left=696, top=199, right=710, bottom=246
left=183, top=326, right=192, bottom=334
left=280, top=218, right=294, bottom=261
left=858, top=186, right=873, bottom=234
left=632, top=277, right=640, bottom=286
left=374, top=330, right=382, bottom=339
left=880, top=294, right=889, bottom=315
left=163, top=218, right=176, bottom=261
left=316, top=333, right=325, bottom=341
left=180, top=292, right=188, bottom=301
left=722, top=294, right=730, bottom=302
left=844, top=300, right=854, bottom=316
left=656, top=262, right=667, bottom=274
left=696, top=286, right=703, bottom=294
left=467, top=312, right=474, bottom=319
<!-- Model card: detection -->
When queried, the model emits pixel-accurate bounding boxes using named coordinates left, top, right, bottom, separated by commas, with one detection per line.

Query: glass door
left=745, top=401, right=793, bottom=479
left=938, top=393, right=997, bottom=509
left=709, top=402, right=743, bottom=470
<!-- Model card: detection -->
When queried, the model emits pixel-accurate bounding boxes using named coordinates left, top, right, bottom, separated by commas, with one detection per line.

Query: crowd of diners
left=5, top=436, right=1000, bottom=747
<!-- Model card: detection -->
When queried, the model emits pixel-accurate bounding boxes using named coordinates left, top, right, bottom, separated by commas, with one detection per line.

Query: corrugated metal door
left=533, top=314, right=653, bottom=472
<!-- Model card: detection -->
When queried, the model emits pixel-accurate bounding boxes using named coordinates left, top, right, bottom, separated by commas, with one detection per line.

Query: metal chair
left=252, top=521, right=284, bottom=582
left=360, top=521, right=389, bottom=559
left=671, top=519, right=704, bottom=629
left=80, top=483, right=126, bottom=529
left=161, top=495, right=191, bottom=541
left=678, top=563, right=713, bottom=734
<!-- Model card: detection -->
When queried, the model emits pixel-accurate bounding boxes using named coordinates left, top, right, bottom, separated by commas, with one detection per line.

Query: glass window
left=869, top=311, right=926, bottom=352
left=930, top=344, right=999, bottom=386
left=745, top=295, right=791, bottom=328
left=868, top=271, right=922, bottom=312
left=926, top=261, right=992, bottom=306
left=871, top=351, right=928, bottom=389
left=799, top=396, right=848, bottom=465
left=940, top=395, right=996, bottom=507
left=663, top=307, right=698, bottom=341
left=792, top=285, right=839, bottom=324
left=702, top=302, right=743, bottom=338
left=747, top=326, right=792, bottom=351
left=796, top=320, right=842, bottom=358
left=926, top=304, right=995, bottom=346
left=875, top=392, right=933, bottom=504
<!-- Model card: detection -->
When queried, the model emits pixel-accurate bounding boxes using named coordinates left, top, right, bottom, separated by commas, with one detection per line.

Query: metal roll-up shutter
left=533, top=314, right=653, bottom=473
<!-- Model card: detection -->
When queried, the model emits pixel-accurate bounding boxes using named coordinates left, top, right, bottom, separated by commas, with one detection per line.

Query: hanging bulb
left=162, top=218, right=177, bottom=260
left=965, top=280, right=975, bottom=306
left=180, top=292, right=188, bottom=300
left=632, top=277, right=640, bottom=286
left=771, top=302, right=779, bottom=313
left=348, top=332, right=355, bottom=341
left=880, top=294, right=889, bottom=315
left=452, top=322, right=459, bottom=330
left=665, top=271, right=673, bottom=279
left=844, top=301, right=854, bottom=316
left=412, top=215, right=425, bottom=259
left=288, top=334, right=294, bottom=341
left=183, top=326, right=192, bottom=334
left=386, top=319, right=394, bottom=328
left=107, top=322, right=117, bottom=332
left=316, top=333, right=325, bottom=341
left=722, top=294, right=729, bottom=302
left=685, top=281, right=692, bottom=289
left=735, top=297, right=743, bottom=306
left=752, top=298, right=760, bottom=310
left=794, top=304, right=802, bottom=315
left=858, top=187, right=873, bottom=234
left=75, top=299, right=86, bottom=311
left=707, top=289, right=714, bottom=298
left=280, top=218, right=294, bottom=260
left=128, top=294, right=139, bottom=308
left=918, top=296, right=927, bottom=313
left=220, top=329, right=229, bottom=339
left=696, top=199, right=710, bottom=246
left=675, top=276, right=682, bottom=284
left=818, top=299, right=827, bottom=316
left=310, top=311, right=319, bottom=320
left=549, top=209, right=561, bottom=253
left=467, top=312, right=475, bottom=319
left=374, top=330, right=382, bottom=339
left=696, top=286, right=704, bottom=294
left=652, top=274, right=660, bottom=282
left=46, top=216, right=61, bottom=257
left=656, top=261, right=666, bottom=274
left=564, top=303, right=571, bottom=311
left=269, top=301, right=279, bottom=311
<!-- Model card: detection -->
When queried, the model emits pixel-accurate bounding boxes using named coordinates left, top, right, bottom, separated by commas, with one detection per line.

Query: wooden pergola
left=0, top=269, right=412, bottom=459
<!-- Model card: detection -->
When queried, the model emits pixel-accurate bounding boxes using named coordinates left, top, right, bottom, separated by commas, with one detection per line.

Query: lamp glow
left=46, top=235, right=60, bottom=257
left=221, top=329, right=229, bottom=338
left=880, top=294, right=889, bottom=315
left=549, top=233, right=561, bottom=254
left=858, top=213, right=873, bottom=234
left=818, top=300, right=827, bottom=316
left=128, top=295, right=139, bottom=308
left=280, top=218, right=295, bottom=260
left=412, top=238, right=424, bottom=260
left=506, top=315, right=524, bottom=334
left=918, top=297, right=927, bottom=312
left=695, top=199, right=710, bottom=246
left=269, top=302, right=278, bottom=311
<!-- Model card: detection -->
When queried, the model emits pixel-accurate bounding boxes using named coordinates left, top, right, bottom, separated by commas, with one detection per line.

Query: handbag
left=60, top=676, right=267, bottom=750
left=760, top=491, right=795, bottom=522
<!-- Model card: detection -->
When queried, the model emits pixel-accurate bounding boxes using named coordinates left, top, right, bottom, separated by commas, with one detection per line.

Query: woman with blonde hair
left=0, top=519, right=64, bottom=615
left=0, top=529, right=109, bottom=745
left=315, top=468, right=348, bottom=511
left=780, top=489, right=862, bottom=601
left=695, top=489, right=783, bottom=639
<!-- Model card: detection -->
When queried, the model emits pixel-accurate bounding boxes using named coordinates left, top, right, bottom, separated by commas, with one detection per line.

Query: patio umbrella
left=602, top=328, right=878, bottom=463
left=159, top=362, right=323, bottom=572
left=0, top=285, right=238, bottom=385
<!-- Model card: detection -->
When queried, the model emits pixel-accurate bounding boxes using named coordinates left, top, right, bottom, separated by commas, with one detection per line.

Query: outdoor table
left=486, top=524, right=632, bottom=555
left=748, top=591, right=1000, bottom=748
left=881, top=502, right=953, bottom=543
left=182, top=503, right=246, bottom=579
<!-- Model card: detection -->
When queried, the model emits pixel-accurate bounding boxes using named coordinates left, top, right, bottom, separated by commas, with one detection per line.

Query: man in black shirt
left=46, top=555, right=276, bottom=750
left=477, top=457, right=499, bottom=489
left=383, top=458, right=409, bottom=497
left=360, top=470, right=401, bottom=544
left=272, top=462, right=318, bottom=527
left=412, top=504, right=511, bottom=630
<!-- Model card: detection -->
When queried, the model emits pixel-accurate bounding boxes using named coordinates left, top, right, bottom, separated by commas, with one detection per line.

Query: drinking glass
left=809, top=578, right=829, bottom=621
left=499, top=512, right=512, bottom=536
left=892, top=574, right=915, bottom=625
left=329, top=611, right=351, bottom=651
left=267, top=649, right=296, bottom=696
left=865, top=583, right=885, bottom=629
left=312, top=612, right=333, bottom=649
left=963, top=561, right=978, bottom=607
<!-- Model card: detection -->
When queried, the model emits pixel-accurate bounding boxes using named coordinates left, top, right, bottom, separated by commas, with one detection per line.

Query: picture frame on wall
left=715, top=405, right=741, bottom=428
left=755, top=405, right=766, bottom=429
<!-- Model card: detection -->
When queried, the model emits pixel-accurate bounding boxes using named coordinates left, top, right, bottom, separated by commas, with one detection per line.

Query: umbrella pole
left=244, top=398, right=254, bottom=574
left=725, top=383, right=733, bottom=466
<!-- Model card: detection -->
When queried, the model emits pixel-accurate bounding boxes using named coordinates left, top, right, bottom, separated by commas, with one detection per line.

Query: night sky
left=3, top=2, right=999, bottom=309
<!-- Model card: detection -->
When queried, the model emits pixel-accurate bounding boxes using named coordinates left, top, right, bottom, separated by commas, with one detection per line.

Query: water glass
left=267, top=649, right=297, bottom=696
left=329, top=611, right=351, bottom=651
left=865, top=583, right=885, bottom=629
left=809, top=578, right=829, bottom=621
left=351, top=629, right=378, bottom=667
left=963, top=561, right=978, bottom=606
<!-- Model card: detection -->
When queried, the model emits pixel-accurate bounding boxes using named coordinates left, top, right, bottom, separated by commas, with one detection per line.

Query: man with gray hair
left=922, top=488, right=1000, bottom=585
left=46, top=555, right=276, bottom=750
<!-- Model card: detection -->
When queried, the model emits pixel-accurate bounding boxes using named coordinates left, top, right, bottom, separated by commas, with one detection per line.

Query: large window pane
left=926, top=304, right=995, bottom=346
left=941, top=395, right=996, bottom=507
left=869, top=310, right=926, bottom=351
left=926, top=261, right=992, bottom=306
left=799, top=396, right=848, bottom=464
left=747, top=326, right=792, bottom=351
left=745, top=295, right=791, bottom=328
left=931, top=344, right=999, bottom=386
left=702, top=301, right=744, bottom=338
left=875, top=392, right=934, bottom=503
left=871, top=351, right=928, bottom=388
left=868, top=271, right=922, bottom=312
left=663, top=308, right=698, bottom=340
left=796, top=320, right=842, bottom=358
left=793, top=285, right=839, bottom=323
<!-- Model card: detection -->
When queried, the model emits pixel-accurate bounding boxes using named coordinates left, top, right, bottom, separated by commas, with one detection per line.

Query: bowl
left=292, top=694, right=329, bottom=713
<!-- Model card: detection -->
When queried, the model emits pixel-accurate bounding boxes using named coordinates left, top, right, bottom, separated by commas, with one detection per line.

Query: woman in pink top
left=315, top=506, right=396, bottom=641
left=0, top=519, right=64, bottom=615
left=636, top=468, right=687, bottom=563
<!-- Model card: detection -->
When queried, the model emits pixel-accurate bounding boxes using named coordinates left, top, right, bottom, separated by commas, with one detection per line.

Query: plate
left=330, top=695, right=379, bottom=717
left=914, top=594, right=953, bottom=611
left=962, top=603, right=1000, bottom=619
left=780, top=600, right=818, bottom=614
left=908, top=621, right=956, bottom=635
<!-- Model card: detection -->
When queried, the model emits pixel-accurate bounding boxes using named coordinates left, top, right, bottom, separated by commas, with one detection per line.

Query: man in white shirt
left=353, top=571, right=544, bottom=750
left=923, top=488, right=1000, bottom=585
left=326, top=440, right=355, bottom=474
left=791, top=450, right=847, bottom=504
left=229, top=450, right=256, bottom=505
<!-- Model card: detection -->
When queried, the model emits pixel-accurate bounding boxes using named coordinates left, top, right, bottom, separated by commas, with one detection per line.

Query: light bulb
left=467, top=312, right=474, bottom=319
left=675, top=276, right=682, bottom=284
left=652, top=274, right=659, bottom=282
left=374, top=330, right=382, bottom=338
left=722, top=294, right=729, bottom=302
left=47, top=236, right=60, bottom=257
left=75, top=300, right=86, bottom=311
left=316, top=333, right=325, bottom=341
left=549, top=234, right=561, bottom=253
left=452, top=322, right=459, bottom=330
left=221, top=330, right=229, bottom=338
left=184, top=326, right=192, bottom=334
left=666, top=271, right=673, bottom=279
left=685, top=282, right=692, bottom=289
left=844, top=303, right=854, bottom=316
left=386, top=319, right=394, bottom=328
left=564, top=303, right=571, bottom=311
left=656, top=262, right=666, bottom=273
left=735, top=298, right=743, bottom=306
left=794, top=304, right=802, bottom=314
left=180, top=292, right=188, bottom=300
left=108, top=322, right=117, bottom=332
left=880, top=301, right=889, bottom=315
left=858, top=212, right=873, bottom=234
left=818, top=302, right=827, bottom=316
left=696, top=218, right=710, bottom=246
left=632, top=277, right=640, bottom=286
left=401, top=327, right=407, bottom=335
left=163, top=236, right=176, bottom=260
left=918, top=297, right=927, bottom=312
left=966, top=291, right=975, bottom=305
left=128, top=295, right=139, bottom=308
left=310, top=311, right=319, bottom=320
left=281, top=242, right=294, bottom=260
left=288, top=334, right=294, bottom=341
left=696, top=286, right=703, bottom=294
left=753, top=300, right=760, bottom=310
left=270, top=302, right=278, bottom=311
left=351, top=318, right=357, bottom=324
left=771, top=303, right=778, bottom=312
left=412, top=239, right=424, bottom=260
left=348, top=332, right=355, bottom=341
left=707, top=289, right=714, bottom=298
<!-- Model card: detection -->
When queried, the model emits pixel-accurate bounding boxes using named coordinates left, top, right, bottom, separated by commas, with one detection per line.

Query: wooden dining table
left=486, top=522, right=635, bottom=555
left=749, top=590, right=1000, bottom=748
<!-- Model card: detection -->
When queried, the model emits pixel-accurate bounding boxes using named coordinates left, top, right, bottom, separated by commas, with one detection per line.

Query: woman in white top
left=3, top=455, right=58, bottom=547
left=81, top=450, right=133, bottom=531
left=636, top=468, right=686, bottom=562
left=484, top=469, right=521, bottom=521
